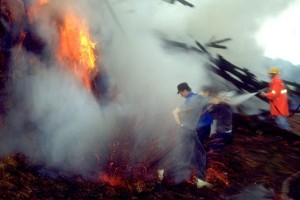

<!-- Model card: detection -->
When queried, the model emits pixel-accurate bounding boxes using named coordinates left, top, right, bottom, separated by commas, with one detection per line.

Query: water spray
left=218, top=88, right=267, bottom=106
left=224, top=92, right=258, bottom=106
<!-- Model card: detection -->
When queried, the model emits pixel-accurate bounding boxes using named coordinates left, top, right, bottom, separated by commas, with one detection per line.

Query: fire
left=206, top=165, right=230, bottom=186
left=38, top=0, right=49, bottom=5
left=57, top=11, right=97, bottom=91
left=99, top=172, right=125, bottom=187
left=27, top=1, right=99, bottom=91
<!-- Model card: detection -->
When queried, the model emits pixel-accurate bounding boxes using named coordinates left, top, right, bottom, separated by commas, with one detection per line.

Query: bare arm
left=172, top=107, right=181, bottom=125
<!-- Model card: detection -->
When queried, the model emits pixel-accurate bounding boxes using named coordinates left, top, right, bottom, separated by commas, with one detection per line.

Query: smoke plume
left=1, top=0, right=298, bottom=179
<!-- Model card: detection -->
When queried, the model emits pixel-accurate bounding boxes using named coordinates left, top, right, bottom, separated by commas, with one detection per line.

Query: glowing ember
left=99, top=172, right=125, bottom=187
left=57, top=11, right=97, bottom=91
left=206, top=167, right=230, bottom=186
left=38, top=0, right=49, bottom=5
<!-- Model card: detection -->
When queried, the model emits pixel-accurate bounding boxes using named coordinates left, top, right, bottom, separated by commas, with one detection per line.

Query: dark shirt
left=210, top=103, right=232, bottom=132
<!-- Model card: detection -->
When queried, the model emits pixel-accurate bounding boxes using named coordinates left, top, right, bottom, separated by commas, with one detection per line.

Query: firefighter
left=259, top=67, right=292, bottom=131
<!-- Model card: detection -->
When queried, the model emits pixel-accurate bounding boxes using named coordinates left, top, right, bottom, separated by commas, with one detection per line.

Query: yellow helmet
left=268, top=67, right=280, bottom=74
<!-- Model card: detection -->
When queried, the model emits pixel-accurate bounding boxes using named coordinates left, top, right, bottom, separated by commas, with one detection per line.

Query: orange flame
left=99, top=172, right=125, bottom=187
left=38, top=0, right=49, bottom=5
left=57, top=11, right=97, bottom=91
left=27, top=2, right=99, bottom=92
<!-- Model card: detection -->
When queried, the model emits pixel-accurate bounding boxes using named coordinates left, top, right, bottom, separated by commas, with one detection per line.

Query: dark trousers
left=196, top=125, right=211, bottom=145
left=169, top=128, right=207, bottom=182
left=209, top=131, right=232, bottom=151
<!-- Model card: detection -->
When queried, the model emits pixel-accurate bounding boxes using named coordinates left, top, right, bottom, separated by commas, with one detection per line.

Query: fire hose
left=148, top=109, right=210, bottom=169
left=289, top=103, right=300, bottom=117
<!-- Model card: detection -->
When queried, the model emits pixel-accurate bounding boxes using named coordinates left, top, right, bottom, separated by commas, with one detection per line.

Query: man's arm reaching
left=172, top=107, right=181, bottom=125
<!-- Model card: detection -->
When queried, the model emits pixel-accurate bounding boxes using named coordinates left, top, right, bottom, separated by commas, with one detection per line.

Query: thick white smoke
left=1, top=0, right=298, bottom=178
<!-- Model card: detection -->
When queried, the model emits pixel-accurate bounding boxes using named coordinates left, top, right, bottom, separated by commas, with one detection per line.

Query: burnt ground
left=0, top=114, right=299, bottom=200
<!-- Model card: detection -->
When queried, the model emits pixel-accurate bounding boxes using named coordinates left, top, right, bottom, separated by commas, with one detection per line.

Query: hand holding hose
left=259, top=91, right=266, bottom=97
left=258, top=87, right=268, bottom=97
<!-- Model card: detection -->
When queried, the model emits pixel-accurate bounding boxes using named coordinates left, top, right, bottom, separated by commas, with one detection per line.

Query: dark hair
left=201, top=85, right=218, bottom=96
left=177, top=82, right=191, bottom=94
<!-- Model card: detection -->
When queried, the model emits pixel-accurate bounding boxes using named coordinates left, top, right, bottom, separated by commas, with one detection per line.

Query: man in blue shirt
left=170, top=82, right=213, bottom=188
left=173, top=82, right=213, bottom=144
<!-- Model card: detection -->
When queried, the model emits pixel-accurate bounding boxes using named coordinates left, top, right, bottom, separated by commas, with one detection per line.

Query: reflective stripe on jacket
left=265, top=76, right=289, bottom=116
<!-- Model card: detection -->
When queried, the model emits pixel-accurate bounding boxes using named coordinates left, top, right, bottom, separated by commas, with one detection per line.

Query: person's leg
left=275, top=116, right=291, bottom=131
left=193, top=136, right=206, bottom=179
left=168, top=129, right=195, bottom=183
left=222, top=131, right=233, bottom=144
left=208, top=132, right=224, bottom=150
left=196, top=125, right=211, bottom=145
left=193, top=135, right=212, bottom=188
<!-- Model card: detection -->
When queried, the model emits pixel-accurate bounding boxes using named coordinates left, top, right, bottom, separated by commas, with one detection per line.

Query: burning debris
left=56, top=11, right=97, bottom=91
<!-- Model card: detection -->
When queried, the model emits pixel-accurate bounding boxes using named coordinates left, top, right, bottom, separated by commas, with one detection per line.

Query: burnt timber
left=162, top=38, right=300, bottom=110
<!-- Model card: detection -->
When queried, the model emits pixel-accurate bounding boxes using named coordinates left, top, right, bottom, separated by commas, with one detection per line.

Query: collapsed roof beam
left=162, top=0, right=194, bottom=8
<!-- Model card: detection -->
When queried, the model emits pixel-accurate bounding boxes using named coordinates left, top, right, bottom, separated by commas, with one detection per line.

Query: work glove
left=259, top=91, right=266, bottom=97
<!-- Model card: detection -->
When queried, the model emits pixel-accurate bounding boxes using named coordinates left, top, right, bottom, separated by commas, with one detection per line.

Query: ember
left=99, top=172, right=124, bottom=187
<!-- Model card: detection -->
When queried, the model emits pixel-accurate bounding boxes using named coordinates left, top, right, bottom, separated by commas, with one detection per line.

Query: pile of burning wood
left=0, top=0, right=106, bottom=96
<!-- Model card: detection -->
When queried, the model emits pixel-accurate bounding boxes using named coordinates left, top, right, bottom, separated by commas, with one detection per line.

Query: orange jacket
left=265, top=76, right=289, bottom=116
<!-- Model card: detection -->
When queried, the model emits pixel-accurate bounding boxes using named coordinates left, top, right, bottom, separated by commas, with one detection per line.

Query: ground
left=0, top=114, right=299, bottom=200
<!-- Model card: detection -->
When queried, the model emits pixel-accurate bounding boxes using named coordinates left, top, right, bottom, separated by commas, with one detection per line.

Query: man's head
left=268, top=67, right=280, bottom=78
left=201, top=85, right=218, bottom=97
left=177, top=82, right=191, bottom=97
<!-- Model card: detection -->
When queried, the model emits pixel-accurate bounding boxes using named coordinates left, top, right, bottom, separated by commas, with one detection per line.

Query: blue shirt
left=179, top=92, right=213, bottom=129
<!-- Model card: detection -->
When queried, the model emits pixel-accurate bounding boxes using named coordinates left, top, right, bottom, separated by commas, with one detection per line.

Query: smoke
left=1, top=48, right=118, bottom=176
left=1, top=0, right=298, bottom=180
left=186, top=0, right=297, bottom=70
